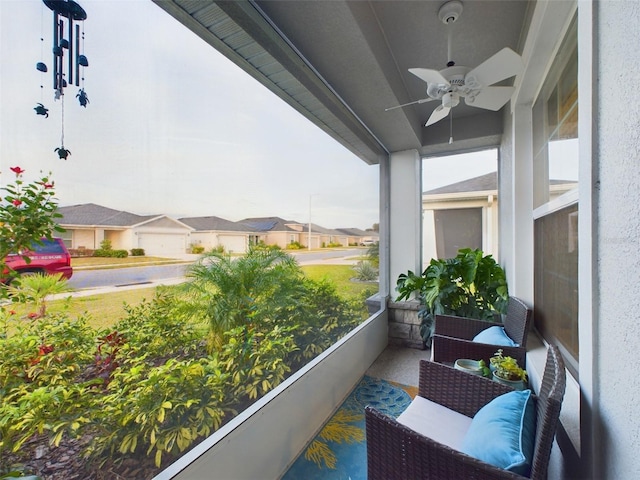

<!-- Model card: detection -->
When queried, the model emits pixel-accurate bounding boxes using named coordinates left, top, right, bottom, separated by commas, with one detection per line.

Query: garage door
left=138, top=233, right=187, bottom=257
left=218, top=235, right=247, bottom=254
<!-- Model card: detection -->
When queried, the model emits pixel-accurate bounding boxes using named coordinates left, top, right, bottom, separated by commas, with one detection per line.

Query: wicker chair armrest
left=365, top=406, right=525, bottom=480
left=434, top=314, right=501, bottom=339
left=418, top=359, right=513, bottom=418
left=431, top=335, right=527, bottom=367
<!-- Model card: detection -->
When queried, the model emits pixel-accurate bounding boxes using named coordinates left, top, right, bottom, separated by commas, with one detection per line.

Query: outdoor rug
left=282, top=375, right=418, bottom=480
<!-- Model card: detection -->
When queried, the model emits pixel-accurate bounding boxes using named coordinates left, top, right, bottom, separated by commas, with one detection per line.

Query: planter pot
left=492, top=371, right=526, bottom=390
left=454, top=359, right=484, bottom=376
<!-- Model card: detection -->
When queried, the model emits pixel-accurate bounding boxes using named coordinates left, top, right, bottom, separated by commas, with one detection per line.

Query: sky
left=1, top=0, right=497, bottom=230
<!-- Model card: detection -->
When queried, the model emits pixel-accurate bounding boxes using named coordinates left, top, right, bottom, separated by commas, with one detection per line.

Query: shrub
left=130, top=248, right=145, bottom=256
left=89, top=355, right=233, bottom=468
left=286, top=241, right=305, bottom=250
left=326, top=242, right=343, bottom=248
left=366, top=242, right=379, bottom=268
left=353, top=260, right=378, bottom=282
left=0, top=314, right=98, bottom=452
left=0, top=167, right=63, bottom=299
left=93, top=249, right=128, bottom=258
left=190, top=245, right=205, bottom=254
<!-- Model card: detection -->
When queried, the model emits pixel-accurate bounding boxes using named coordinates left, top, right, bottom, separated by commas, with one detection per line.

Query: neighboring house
left=179, top=216, right=253, bottom=254
left=309, top=224, right=350, bottom=247
left=335, top=228, right=379, bottom=246
left=240, top=217, right=312, bottom=248
left=59, top=205, right=372, bottom=256
left=422, top=173, right=576, bottom=264
left=57, top=203, right=193, bottom=256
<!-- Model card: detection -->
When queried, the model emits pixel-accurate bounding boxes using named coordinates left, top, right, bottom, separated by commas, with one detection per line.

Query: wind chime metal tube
left=57, top=16, right=64, bottom=90
left=75, top=23, right=80, bottom=86
left=52, top=10, right=58, bottom=90
left=68, top=14, right=73, bottom=86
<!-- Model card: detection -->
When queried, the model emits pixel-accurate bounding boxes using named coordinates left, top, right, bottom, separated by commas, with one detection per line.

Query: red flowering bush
left=1, top=166, right=63, bottom=292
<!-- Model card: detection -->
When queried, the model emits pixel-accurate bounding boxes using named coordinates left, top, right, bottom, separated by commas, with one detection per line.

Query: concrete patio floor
left=366, top=344, right=431, bottom=387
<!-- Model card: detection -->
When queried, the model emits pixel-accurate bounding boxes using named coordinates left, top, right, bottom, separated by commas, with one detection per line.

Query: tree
left=181, top=247, right=305, bottom=349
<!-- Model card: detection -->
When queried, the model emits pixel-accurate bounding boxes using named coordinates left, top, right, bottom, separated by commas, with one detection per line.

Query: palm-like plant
left=182, top=247, right=305, bottom=349
left=7, top=273, right=70, bottom=317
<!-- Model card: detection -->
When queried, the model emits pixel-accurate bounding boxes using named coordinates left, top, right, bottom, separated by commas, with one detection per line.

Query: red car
left=2, top=238, right=73, bottom=284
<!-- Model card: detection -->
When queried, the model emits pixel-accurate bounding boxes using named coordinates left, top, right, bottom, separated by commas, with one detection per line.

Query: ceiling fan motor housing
left=438, top=0, right=464, bottom=25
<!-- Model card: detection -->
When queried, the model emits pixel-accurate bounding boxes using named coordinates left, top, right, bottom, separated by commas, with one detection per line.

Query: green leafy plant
left=130, top=248, right=145, bottom=256
left=396, top=248, right=509, bottom=346
left=490, top=349, right=528, bottom=382
left=89, top=355, right=233, bottom=468
left=6, top=273, right=70, bottom=317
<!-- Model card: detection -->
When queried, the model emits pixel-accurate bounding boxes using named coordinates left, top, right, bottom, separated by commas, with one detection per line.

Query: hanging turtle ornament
left=55, top=146, right=71, bottom=160
left=34, top=103, right=49, bottom=118
left=76, top=88, right=89, bottom=107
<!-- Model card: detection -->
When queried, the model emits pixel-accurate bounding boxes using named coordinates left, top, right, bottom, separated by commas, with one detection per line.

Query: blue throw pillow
left=473, top=325, right=518, bottom=347
left=461, top=389, right=536, bottom=476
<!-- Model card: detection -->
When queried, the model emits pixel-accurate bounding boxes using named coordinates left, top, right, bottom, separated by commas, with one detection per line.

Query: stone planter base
left=387, top=299, right=424, bottom=350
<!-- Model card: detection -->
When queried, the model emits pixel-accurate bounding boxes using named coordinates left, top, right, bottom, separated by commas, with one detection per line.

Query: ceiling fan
left=387, top=1, right=523, bottom=134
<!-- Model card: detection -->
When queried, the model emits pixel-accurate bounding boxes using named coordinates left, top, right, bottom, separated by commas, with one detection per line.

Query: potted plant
left=490, top=349, right=528, bottom=389
left=395, top=248, right=509, bottom=346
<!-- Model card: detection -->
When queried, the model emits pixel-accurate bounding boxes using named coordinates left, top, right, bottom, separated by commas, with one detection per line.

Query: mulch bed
left=2, top=434, right=162, bottom=480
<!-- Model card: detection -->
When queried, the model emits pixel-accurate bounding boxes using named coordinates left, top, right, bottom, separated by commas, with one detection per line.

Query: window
left=534, top=204, right=579, bottom=376
left=58, top=230, right=73, bottom=249
left=533, top=17, right=578, bottom=208
left=31, top=238, right=67, bottom=254
left=533, top=15, right=579, bottom=375
left=434, top=208, right=483, bottom=259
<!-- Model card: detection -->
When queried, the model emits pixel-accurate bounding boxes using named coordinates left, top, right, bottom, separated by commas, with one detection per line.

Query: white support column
left=507, top=106, right=534, bottom=304
left=388, top=149, right=422, bottom=299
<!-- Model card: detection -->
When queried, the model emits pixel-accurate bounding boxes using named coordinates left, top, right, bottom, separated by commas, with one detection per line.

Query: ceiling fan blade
left=384, top=97, right=436, bottom=112
left=409, top=68, right=449, bottom=87
left=465, top=86, right=515, bottom=111
left=425, top=105, right=450, bottom=126
left=464, top=47, right=523, bottom=88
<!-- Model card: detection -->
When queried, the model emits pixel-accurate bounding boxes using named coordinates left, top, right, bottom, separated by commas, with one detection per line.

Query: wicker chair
left=431, top=296, right=532, bottom=368
left=365, top=345, right=565, bottom=480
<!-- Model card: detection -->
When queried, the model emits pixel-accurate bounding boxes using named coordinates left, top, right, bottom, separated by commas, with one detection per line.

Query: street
left=67, top=248, right=368, bottom=290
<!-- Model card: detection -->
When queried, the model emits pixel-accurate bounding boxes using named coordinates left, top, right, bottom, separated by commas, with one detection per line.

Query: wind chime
left=35, top=0, right=89, bottom=160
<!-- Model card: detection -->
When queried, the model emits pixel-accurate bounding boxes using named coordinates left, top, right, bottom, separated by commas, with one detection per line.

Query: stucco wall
left=594, top=1, right=640, bottom=477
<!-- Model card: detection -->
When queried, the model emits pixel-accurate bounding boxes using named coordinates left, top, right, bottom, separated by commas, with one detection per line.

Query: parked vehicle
left=1, top=238, right=73, bottom=284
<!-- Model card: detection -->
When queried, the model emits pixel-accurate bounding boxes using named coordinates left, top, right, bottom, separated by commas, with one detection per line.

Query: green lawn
left=8, top=287, right=162, bottom=332
left=6, top=265, right=377, bottom=332
left=72, top=256, right=189, bottom=269
left=301, top=264, right=377, bottom=302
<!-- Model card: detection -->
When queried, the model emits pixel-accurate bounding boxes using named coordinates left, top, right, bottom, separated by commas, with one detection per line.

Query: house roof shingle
left=57, top=203, right=159, bottom=227
left=424, top=172, right=577, bottom=196
left=179, top=216, right=249, bottom=232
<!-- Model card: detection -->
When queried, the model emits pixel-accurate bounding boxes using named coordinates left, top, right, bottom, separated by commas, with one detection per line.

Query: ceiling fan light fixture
left=442, top=91, right=460, bottom=109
